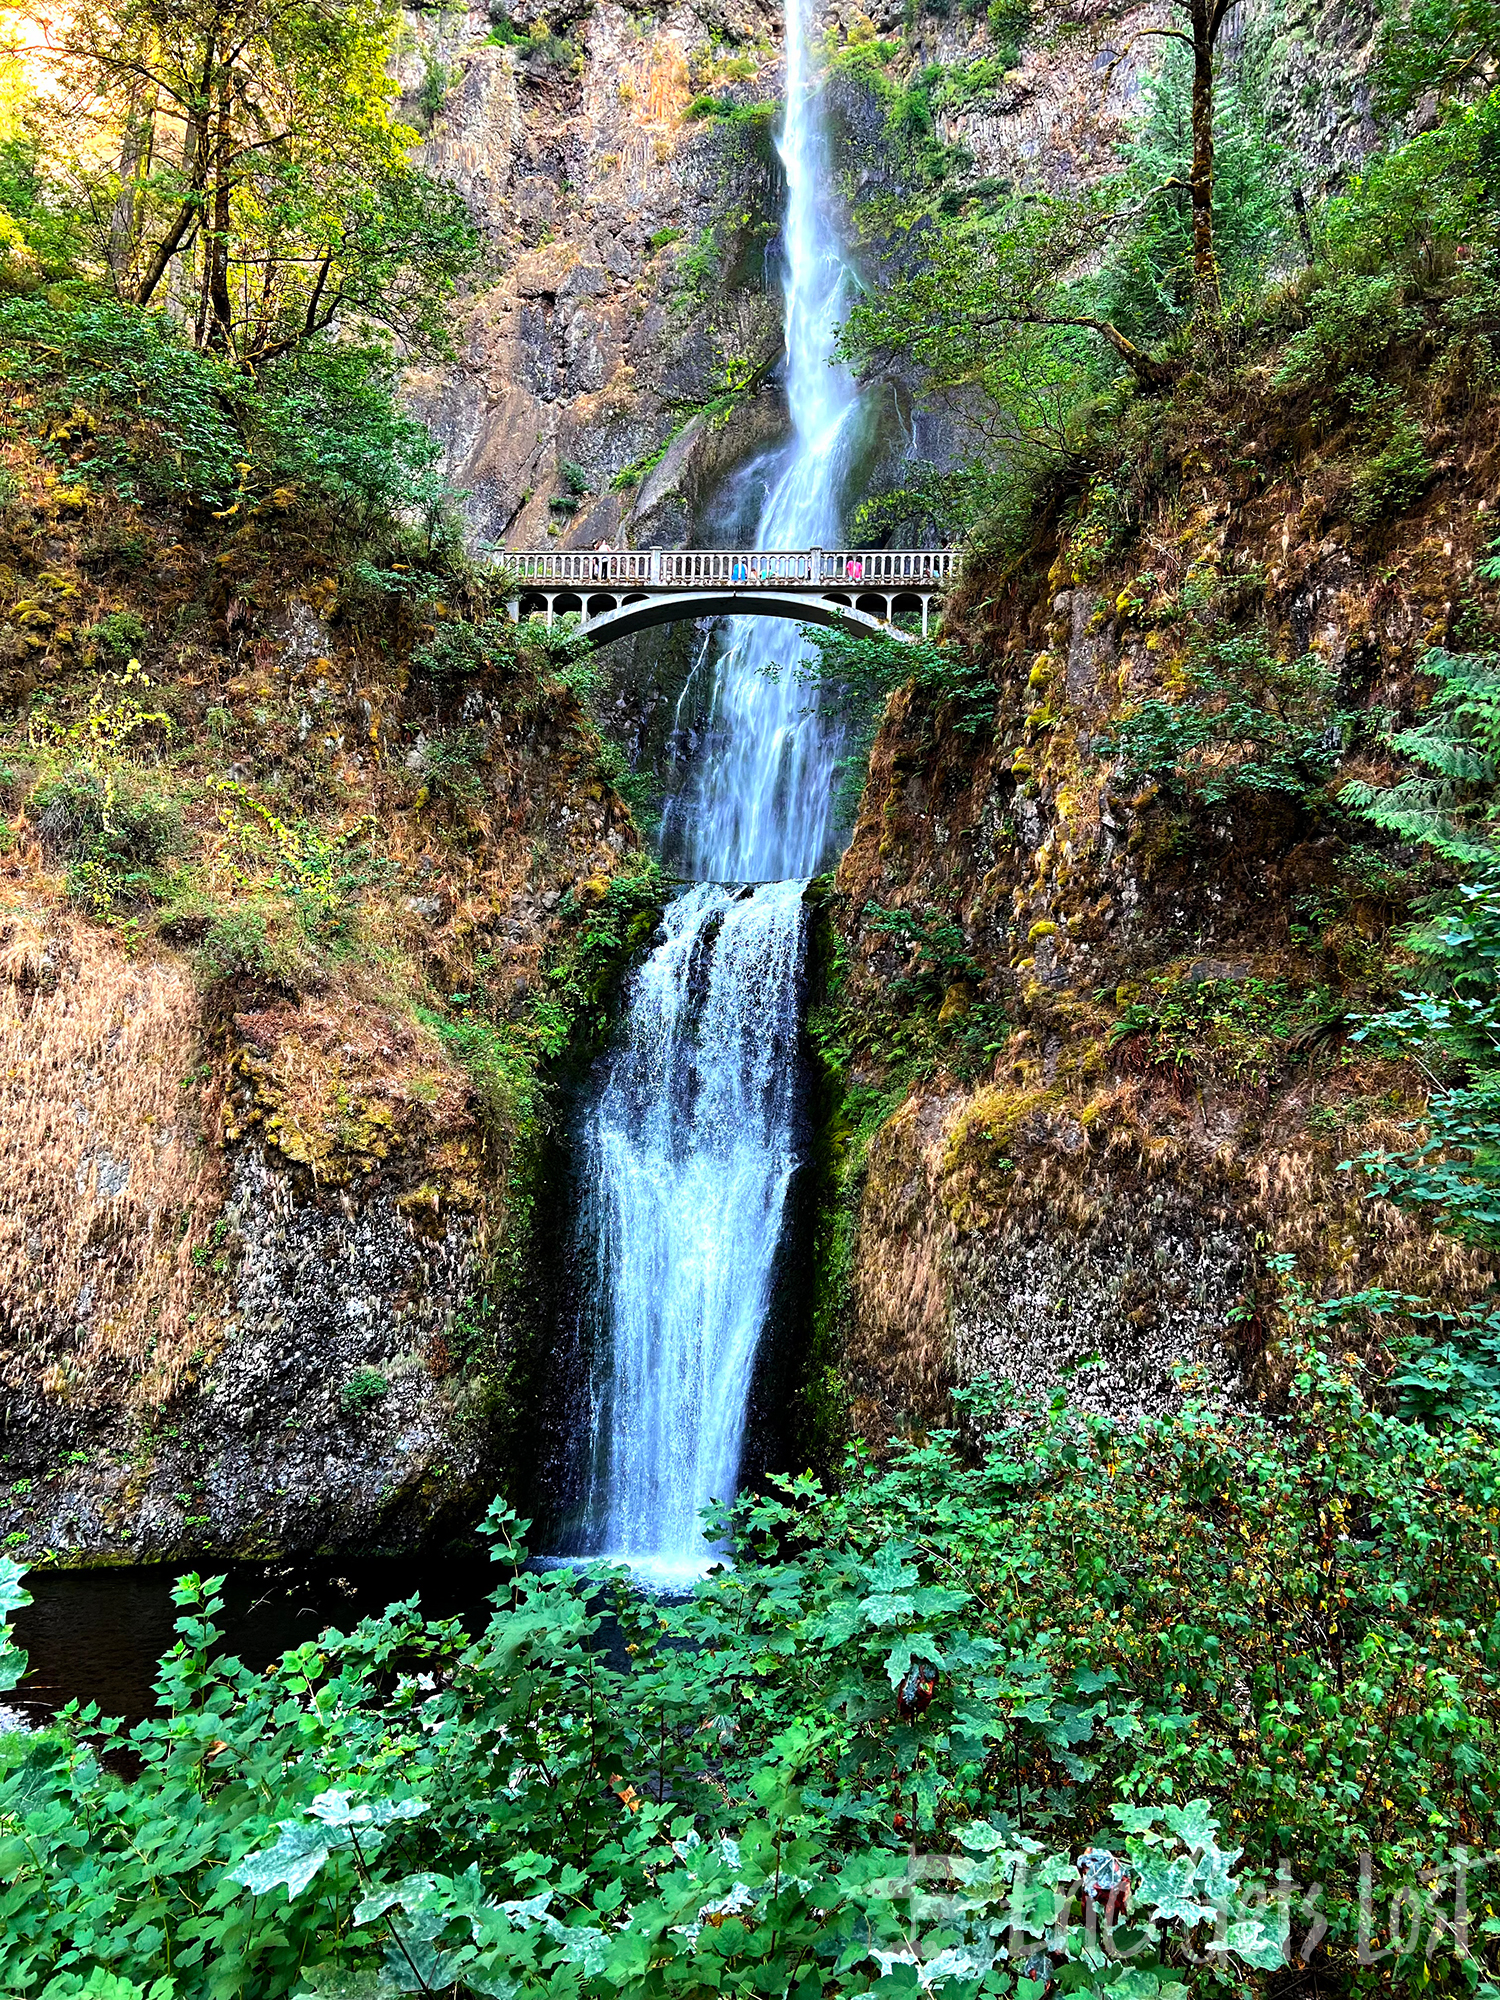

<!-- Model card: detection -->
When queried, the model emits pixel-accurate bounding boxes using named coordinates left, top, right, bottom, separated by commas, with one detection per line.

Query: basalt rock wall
left=820, top=355, right=1497, bottom=1444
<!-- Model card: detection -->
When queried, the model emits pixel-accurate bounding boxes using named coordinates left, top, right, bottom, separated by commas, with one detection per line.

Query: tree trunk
left=203, top=79, right=235, bottom=352
left=108, top=87, right=156, bottom=294
left=1188, top=0, right=1218, bottom=298
left=134, top=40, right=217, bottom=310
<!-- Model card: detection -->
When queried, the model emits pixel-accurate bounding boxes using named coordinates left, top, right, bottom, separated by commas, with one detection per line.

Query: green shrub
left=521, top=26, right=581, bottom=72
left=31, top=769, right=180, bottom=912
left=683, top=95, right=777, bottom=123
left=415, top=54, right=451, bottom=127
left=986, top=0, right=1029, bottom=40
left=1274, top=271, right=1424, bottom=391
left=647, top=226, right=683, bottom=253
left=81, top=610, right=149, bottom=663
left=0, top=299, right=448, bottom=540
left=1, top=1317, right=1496, bottom=1996
left=194, top=908, right=297, bottom=985
left=1348, top=381, right=1433, bottom=524
left=1101, top=629, right=1341, bottom=805
left=411, top=616, right=521, bottom=681
left=340, top=1368, right=390, bottom=1413
left=415, top=727, right=488, bottom=806
left=1341, top=644, right=1500, bottom=867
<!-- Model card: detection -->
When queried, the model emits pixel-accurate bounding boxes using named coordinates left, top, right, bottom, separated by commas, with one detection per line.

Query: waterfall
left=563, top=0, right=864, bottom=1581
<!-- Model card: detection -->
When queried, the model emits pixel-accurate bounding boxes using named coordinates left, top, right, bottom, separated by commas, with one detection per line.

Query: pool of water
left=6, top=1555, right=504, bottom=1730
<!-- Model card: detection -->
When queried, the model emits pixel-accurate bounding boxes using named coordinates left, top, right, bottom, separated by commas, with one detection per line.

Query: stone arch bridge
left=501, top=547, right=961, bottom=643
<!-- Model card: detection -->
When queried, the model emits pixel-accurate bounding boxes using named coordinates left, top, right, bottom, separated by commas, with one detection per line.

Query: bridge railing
left=505, top=548, right=960, bottom=589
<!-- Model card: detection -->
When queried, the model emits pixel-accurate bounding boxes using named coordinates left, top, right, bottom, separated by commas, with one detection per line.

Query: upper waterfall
left=660, top=0, right=866, bottom=886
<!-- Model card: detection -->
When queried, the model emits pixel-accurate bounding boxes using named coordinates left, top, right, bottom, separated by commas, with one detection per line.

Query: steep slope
left=815, top=327, right=1497, bottom=1441
left=0, top=437, right=653, bottom=1562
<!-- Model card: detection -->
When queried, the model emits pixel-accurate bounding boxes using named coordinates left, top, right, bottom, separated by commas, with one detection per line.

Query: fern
left=1340, top=645, right=1500, bottom=865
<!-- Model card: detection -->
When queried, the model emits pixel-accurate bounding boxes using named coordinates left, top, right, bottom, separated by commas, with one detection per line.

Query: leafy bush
left=194, top=908, right=299, bottom=986
left=1109, top=975, right=1338, bottom=1088
left=0, top=299, right=448, bottom=539
left=416, top=55, right=452, bottom=127
left=2, top=1323, right=1496, bottom=1995
left=986, top=0, right=1030, bottom=44
left=1344, top=879, right=1500, bottom=1241
left=424, top=1011, right=535, bottom=1132
left=414, top=727, right=488, bottom=806
left=215, top=785, right=364, bottom=910
left=250, top=340, right=448, bottom=541
left=81, top=610, right=149, bottom=663
left=1273, top=271, right=1424, bottom=392
left=412, top=617, right=522, bottom=682
left=0, top=297, right=245, bottom=508
left=31, top=768, right=180, bottom=913
left=0, top=133, right=86, bottom=286
left=340, top=1368, right=389, bottom=1413
left=1348, top=383, right=1432, bottom=524
left=798, top=626, right=995, bottom=734
left=1101, top=631, right=1341, bottom=805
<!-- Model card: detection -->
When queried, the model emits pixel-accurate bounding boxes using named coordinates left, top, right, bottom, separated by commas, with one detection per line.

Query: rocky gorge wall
left=814, top=349, right=1497, bottom=1445
left=0, top=448, right=650, bottom=1565
left=399, top=0, right=1383, bottom=553
left=0, top=0, right=1416, bottom=1568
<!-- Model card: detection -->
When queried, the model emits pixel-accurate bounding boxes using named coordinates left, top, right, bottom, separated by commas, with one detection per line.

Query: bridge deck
left=505, top=547, right=959, bottom=590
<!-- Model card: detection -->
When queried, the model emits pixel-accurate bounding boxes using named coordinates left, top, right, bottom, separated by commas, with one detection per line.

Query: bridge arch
left=521, top=588, right=906, bottom=647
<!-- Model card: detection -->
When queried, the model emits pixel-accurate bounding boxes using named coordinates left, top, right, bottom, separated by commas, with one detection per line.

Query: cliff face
left=395, top=0, right=789, bottom=551
left=816, top=338, right=1495, bottom=1444
left=399, top=0, right=1380, bottom=550
left=0, top=444, right=648, bottom=1564
left=0, top=0, right=1416, bottom=1560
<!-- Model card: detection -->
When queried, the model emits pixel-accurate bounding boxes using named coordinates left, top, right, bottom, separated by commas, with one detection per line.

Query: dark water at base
left=7, top=1556, right=503, bottom=1730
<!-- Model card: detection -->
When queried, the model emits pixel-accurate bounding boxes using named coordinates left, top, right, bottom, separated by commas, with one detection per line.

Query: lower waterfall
left=570, top=881, right=806, bottom=1581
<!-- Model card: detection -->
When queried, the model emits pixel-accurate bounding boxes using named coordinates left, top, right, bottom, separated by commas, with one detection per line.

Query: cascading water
left=564, top=0, right=866, bottom=1580
left=660, top=0, right=865, bottom=885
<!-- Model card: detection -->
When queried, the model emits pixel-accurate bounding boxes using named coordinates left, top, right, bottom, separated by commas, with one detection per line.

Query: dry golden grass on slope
left=0, top=905, right=222, bottom=1410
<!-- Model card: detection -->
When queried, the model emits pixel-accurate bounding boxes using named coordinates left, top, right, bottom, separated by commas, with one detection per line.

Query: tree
left=1103, top=0, right=1234, bottom=294
left=837, top=190, right=1171, bottom=465
left=1376, top=0, right=1500, bottom=118
left=24, top=0, right=478, bottom=364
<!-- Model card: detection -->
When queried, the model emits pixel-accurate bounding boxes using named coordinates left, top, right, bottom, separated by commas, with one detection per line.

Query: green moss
left=793, top=879, right=900, bottom=1472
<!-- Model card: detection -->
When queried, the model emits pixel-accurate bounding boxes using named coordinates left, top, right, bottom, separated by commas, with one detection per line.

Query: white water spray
left=567, top=0, right=866, bottom=1579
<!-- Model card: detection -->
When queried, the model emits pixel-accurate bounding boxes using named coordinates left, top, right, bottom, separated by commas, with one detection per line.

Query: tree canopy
left=10, top=0, right=478, bottom=363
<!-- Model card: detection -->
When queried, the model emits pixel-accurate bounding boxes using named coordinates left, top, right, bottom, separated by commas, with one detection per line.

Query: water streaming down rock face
left=573, top=882, right=807, bottom=1579
left=565, top=0, right=866, bottom=1578
left=662, top=0, right=864, bottom=886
